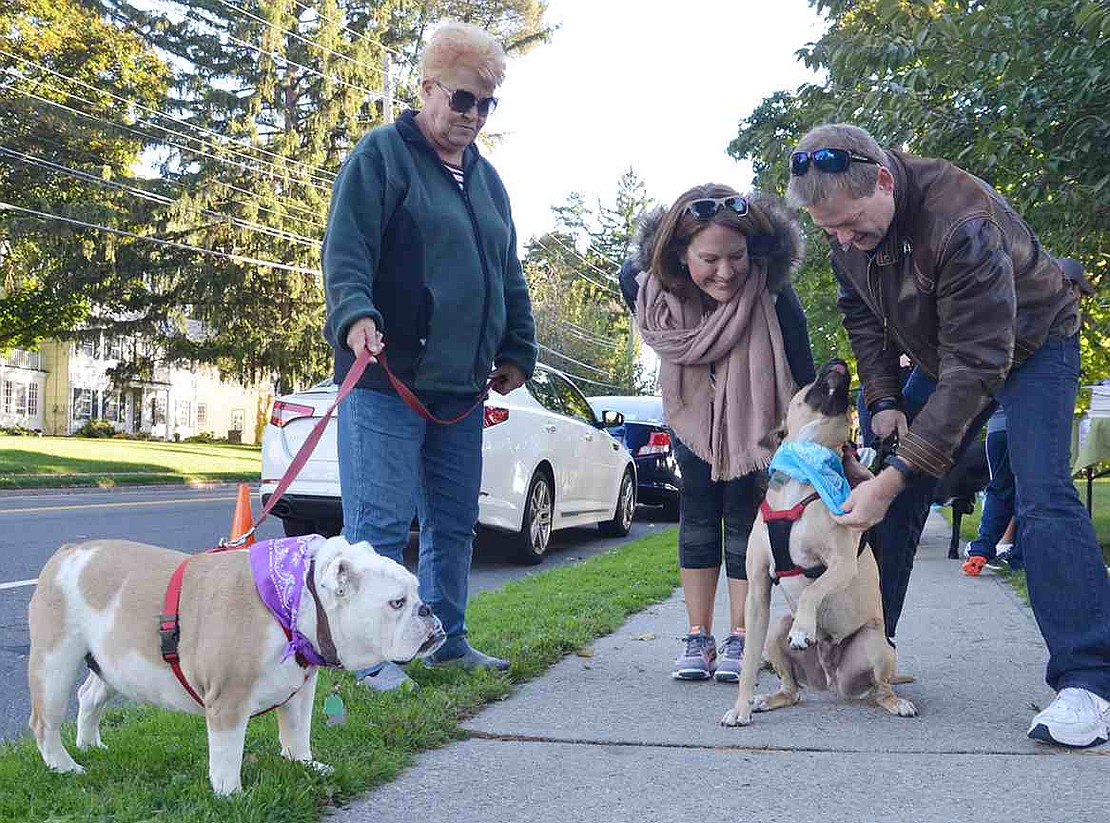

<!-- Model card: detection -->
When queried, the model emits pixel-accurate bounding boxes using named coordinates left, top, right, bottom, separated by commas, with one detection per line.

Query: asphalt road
left=0, top=484, right=668, bottom=742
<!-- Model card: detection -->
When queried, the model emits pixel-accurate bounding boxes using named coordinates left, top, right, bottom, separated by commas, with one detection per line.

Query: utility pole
left=382, top=53, right=393, bottom=123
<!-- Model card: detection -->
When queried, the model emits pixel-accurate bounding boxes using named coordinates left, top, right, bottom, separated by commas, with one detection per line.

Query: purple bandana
left=248, top=535, right=335, bottom=668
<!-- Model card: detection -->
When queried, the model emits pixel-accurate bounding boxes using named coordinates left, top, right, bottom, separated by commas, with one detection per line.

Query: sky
left=483, top=0, right=828, bottom=249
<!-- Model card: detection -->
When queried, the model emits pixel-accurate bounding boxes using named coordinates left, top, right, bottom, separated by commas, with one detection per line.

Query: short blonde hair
left=786, top=123, right=885, bottom=208
left=421, top=22, right=507, bottom=87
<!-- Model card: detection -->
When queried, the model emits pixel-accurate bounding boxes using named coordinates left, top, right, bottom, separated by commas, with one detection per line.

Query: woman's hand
left=489, top=362, right=526, bottom=395
left=346, top=317, right=383, bottom=360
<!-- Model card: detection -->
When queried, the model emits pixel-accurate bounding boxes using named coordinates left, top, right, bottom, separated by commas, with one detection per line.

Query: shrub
left=1, top=424, right=41, bottom=436
left=183, top=431, right=221, bottom=443
left=75, top=419, right=119, bottom=438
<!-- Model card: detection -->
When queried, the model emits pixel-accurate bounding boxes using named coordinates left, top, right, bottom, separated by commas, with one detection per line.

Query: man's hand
left=489, top=362, right=526, bottom=395
left=832, top=468, right=907, bottom=530
left=871, top=408, right=908, bottom=439
left=346, top=317, right=383, bottom=360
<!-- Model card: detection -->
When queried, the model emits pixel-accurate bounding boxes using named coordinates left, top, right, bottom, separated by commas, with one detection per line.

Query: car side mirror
left=600, top=410, right=624, bottom=428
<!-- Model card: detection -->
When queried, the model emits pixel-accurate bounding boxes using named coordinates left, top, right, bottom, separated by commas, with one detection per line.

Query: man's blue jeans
left=996, top=335, right=1110, bottom=697
left=337, top=386, right=483, bottom=673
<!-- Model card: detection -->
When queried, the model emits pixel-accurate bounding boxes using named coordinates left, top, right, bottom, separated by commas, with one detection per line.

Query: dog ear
left=320, top=555, right=360, bottom=600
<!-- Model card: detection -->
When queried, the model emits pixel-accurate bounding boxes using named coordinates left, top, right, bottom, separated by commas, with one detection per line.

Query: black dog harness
left=759, top=493, right=828, bottom=583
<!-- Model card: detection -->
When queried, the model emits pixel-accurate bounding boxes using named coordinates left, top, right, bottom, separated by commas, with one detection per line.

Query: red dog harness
left=759, top=493, right=828, bottom=583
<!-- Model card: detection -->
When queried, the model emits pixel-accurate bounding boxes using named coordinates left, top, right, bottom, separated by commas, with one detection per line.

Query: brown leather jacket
left=833, top=150, right=1079, bottom=477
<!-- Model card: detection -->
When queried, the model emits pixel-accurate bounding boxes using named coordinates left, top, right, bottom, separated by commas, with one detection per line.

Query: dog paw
left=890, top=697, right=918, bottom=717
left=788, top=628, right=813, bottom=650
left=47, top=759, right=85, bottom=774
left=720, top=707, right=752, bottom=727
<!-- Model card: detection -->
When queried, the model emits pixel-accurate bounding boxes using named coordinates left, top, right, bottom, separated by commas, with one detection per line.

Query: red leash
left=159, top=346, right=491, bottom=706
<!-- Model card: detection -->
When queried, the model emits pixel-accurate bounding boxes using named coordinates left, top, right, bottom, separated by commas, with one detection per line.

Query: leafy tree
left=524, top=168, right=655, bottom=394
left=2, top=0, right=551, bottom=391
left=0, top=0, right=170, bottom=349
left=730, top=0, right=1110, bottom=380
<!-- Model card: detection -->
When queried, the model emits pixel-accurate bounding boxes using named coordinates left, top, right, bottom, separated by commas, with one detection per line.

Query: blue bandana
left=768, top=441, right=850, bottom=516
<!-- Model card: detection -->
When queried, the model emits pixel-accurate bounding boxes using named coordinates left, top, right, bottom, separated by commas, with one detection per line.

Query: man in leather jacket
left=786, top=123, right=1110, bottom=749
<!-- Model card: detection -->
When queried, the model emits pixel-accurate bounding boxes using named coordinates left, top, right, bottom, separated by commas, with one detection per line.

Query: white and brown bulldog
left=28, top=534, right=444, bottom=794
left=722, top=360, right=916, bottom=728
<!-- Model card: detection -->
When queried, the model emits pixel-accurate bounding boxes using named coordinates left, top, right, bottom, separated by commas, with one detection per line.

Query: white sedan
left=260, top=364, right=637, bottom=564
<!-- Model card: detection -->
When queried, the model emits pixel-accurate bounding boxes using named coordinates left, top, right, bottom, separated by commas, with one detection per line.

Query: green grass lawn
left=0, top=528, right=680, bottom=823
left=0, top=435, right=261, bottom=489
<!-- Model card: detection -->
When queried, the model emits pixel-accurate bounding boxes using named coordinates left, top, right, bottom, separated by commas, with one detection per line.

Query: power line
left=4, top=84, right=335, bottom=200
left=538, top=361, right=625, bottom=392
left=211, top=0, right=390, bottom=82
left=543, top=232, right=620, bottom=283
left=553, top=318, right=623, bottom=349
left=0, top=48, right=336, bottom=187
left=530, top=236, right=621, bottom=297
left=536, top=342, right=609, bottom=375
left=0, top=201, right=321, bottom=277
left=287, top=0, right=408, bottom=61
left=0, top=145, right=323, bottom=249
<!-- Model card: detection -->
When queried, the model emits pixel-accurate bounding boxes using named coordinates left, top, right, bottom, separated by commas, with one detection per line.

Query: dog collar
left=768, top=441, right=850, bottom=515
left=249, top=536, right=341, bottom=668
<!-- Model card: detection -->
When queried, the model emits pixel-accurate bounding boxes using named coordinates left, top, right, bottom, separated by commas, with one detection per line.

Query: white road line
left=0, top=578, right=37, bottom=591
left=0, top=495, right=237, bottom=515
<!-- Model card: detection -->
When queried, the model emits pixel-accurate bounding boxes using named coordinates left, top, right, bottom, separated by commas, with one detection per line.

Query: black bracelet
left=868, top=396, right=902, bottom=416
left=884, top=455, right=916, bottom=480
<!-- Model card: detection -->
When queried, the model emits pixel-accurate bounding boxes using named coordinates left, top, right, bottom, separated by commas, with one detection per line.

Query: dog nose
left=418, top=603, right=432, bottom=617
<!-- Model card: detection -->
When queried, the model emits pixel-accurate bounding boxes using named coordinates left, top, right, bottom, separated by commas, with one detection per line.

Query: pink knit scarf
left=636, top=268, right=795, bottom=480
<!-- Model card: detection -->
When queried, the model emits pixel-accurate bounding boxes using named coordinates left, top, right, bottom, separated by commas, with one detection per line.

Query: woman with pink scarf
left=634, top=185, right=812, bottom=682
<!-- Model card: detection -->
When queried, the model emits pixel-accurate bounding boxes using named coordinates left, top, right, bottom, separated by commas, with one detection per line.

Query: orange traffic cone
left=229, top=482, right=256, bottom=547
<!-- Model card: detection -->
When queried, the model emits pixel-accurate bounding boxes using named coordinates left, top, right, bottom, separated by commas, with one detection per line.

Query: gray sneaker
left=428, top=641, right=510, bottom=671
left=358, top=661, right=417, bottom=692
left=673, top=632, right=716, bottom=680
left=714, top=633, right=745, bottom=682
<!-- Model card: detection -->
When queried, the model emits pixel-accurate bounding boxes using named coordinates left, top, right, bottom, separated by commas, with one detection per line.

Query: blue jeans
left=672, top=437, right=759, bottom=580
left=858, top=369, right=992, bottom=638
left=995, top=335, right=1110, bottom=697
left=338, top=386, right=483, bottom=673
left=967, top=428, right=1019, bottom=564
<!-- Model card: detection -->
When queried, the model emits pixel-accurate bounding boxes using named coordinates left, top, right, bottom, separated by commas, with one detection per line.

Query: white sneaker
left=1028, top=687, right=1110, bottom=748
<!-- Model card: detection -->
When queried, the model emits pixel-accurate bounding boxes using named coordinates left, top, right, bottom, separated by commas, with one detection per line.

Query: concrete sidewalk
left=331, top=514, right=1109, bottom=823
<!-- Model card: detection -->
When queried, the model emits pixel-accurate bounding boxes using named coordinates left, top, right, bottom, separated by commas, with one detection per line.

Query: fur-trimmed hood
left=630, top=192, right=805, bottom=295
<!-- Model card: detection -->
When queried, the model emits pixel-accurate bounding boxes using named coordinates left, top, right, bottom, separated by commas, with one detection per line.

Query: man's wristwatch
left=868, top=396, right=902, bottom=416
left=883, top=455, right=916, bottom=480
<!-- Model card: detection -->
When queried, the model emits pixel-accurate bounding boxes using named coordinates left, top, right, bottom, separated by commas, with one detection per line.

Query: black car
left=587, top=395, right=680, bottom=519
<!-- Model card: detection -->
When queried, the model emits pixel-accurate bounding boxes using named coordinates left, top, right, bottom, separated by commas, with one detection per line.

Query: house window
left=106, top=337, right=124, bottom=360
left=175, top=399, right=191, bottom=427
left=27, top=383, right=38, bottom=417
left=77, top=339, right=96, bottom=358
left=196, top=403, right=208, bottom=426
left=73, top=388, right=95, bottom=421
left=230, top=409, right=245, bottom=431
left=103, top=392, right=124, bottom=423
left=12, top=384, right=27, bottom=416
left=151, top=395, right=167, bottom=426
left=2, top=381, right=11, bottom=413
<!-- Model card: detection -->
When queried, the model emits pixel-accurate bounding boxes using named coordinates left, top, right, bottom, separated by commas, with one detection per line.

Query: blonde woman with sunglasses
left=633, top=185, right=813, bottom=682
left=323, top=22, right=536, bottom=692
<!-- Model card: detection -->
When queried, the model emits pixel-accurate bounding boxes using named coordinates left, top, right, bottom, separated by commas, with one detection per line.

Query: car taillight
left=270, top=400, right=316, bottom=428
left=483, top=406, right=510, bottom=428
left=636, top=430, right=671, bottom=456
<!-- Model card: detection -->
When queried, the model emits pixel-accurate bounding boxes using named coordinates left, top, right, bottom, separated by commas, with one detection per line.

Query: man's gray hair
left=786, top=124, right=885, bottom=208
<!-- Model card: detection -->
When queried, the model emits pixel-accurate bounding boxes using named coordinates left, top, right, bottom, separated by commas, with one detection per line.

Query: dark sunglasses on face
left=790, top=147, right=880, bottom=176
left=435, top=81, right=498, bottom=117
left=685, top=196, right=749, bottom=220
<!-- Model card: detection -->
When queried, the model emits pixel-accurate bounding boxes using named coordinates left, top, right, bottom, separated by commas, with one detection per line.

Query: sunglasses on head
left=685, top=196, right=749, bottom=220
left=435, top=81, right=498, bottom=117
left=790, top=148, right=880, bottom=176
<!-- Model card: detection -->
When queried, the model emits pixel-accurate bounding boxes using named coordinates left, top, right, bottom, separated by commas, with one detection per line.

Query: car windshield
left=586, top=395, right=665, bottom=424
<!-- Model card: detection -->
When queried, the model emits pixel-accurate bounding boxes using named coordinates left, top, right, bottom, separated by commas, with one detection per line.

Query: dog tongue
left=831, top=363, right=847, bottom=375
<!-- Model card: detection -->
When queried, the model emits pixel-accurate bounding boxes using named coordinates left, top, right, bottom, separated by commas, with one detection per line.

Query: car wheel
left=599, top=469, right=636, bottom=537
left=281, top=517, right=315, bottom=537
left=511, top=469, right=554, bottom=565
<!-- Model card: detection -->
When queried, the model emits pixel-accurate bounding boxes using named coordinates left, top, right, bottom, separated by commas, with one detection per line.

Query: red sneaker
left=962, top=555, right=988, bottom=576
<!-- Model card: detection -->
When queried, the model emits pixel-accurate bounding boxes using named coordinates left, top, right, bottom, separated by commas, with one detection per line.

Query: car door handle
left=582, top=433, right=594, bottom=441
left=544, top=424, right=557, bottom=432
